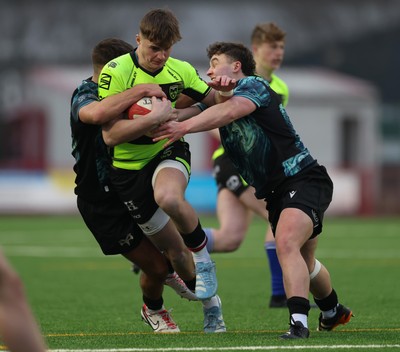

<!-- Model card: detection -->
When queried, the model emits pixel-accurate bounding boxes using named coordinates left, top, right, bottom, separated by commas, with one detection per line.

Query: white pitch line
left=48, top=344, right=400, bottom=351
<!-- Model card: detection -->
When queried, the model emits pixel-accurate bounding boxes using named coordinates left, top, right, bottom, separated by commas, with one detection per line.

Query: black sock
left=180, top=220, right=207, bottom=251
left=143, top=295, right=163, bottom=311
left=287, top=296, right=310, bottom=316
left=314, top=289, right=338, bottom=311
left=183, top=277, right=196, bottom=292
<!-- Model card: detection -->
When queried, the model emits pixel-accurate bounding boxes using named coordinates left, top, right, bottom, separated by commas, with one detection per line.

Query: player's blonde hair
left=251, top=22, right=286, bottom=45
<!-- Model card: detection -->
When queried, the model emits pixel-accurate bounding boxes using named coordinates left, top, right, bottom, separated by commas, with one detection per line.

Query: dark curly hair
left=206, top=42, right=256, bottom=76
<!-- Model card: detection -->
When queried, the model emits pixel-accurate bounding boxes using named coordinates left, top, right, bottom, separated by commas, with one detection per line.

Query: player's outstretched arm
left=152, top=95, right=255, bottom=148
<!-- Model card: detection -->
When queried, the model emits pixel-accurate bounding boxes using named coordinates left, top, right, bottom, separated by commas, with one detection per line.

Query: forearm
left=176, top=106, right=202, bottom=121
left=103, top=114, right=163, bottom=147
left=183, top=103, right=234, bottom=134
left=152, top=96, right=251, bottom=148
left=97, top=87, right=155, bottom=120
left=85, top=84, right=166, bottom=125
left=82, top=96, right=128, bottom=124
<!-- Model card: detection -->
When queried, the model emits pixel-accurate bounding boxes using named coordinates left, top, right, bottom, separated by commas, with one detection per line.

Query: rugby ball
left=127, top=97, right=153, bottom=120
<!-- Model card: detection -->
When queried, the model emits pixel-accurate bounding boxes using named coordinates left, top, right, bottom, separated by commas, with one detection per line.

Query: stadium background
left=0, top=0, right=399, bottom=215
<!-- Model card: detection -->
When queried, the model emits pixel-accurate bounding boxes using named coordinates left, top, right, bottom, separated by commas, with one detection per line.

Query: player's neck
left=91, top=74, right=99, bottom=84
left=135, top=48, right=151, bottom=72
left=256, top=65, right=273, bottom=82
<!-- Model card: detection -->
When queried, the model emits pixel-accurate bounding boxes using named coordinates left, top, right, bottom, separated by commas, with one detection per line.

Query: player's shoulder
left=102, top=52, right=133, bottom=73
left=98, top=53, right=133, bottom=94
left=166, top=56, right=197, bottom=73
left=270, top=73, right=289, bottom=106
left=271, top=73, right=288, bottom=90
left=239, top=75, right=269, bottom=90
left=234, top=76, right=271, bottom=105
left=78, top=77, right=96, bottom=90
left=72, top=78, right=97, bottom=102
left=71, top=78, right=98, bottom=114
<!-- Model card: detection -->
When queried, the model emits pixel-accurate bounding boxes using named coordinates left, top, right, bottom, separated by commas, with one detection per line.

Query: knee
left=142, top=260, right=169, bottom=282
left=223, top=237, right=243, bottom=252
left=154, top=189, right=182, bottom=214
left=154, top=261, right=170, bottom=281
left=275, top=235, right=296, bottom=257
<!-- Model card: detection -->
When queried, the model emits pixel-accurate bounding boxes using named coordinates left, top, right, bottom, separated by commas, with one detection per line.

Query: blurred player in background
left=0, top=248, right=47, bottom=351
left=203, top=22, right=288, bottom=308
left=70, top=38, right=188, bottom=333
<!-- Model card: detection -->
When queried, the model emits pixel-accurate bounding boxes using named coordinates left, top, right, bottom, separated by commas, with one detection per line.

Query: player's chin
left=152, top=61, right=166, bottom=70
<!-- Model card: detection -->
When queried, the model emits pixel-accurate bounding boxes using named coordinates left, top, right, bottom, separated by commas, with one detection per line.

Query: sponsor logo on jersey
left=99, top=73, right=112, bottom=90
left=169, top=85, right=179, bottom=100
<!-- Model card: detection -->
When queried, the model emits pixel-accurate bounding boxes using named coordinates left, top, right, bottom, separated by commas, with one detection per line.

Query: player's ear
left=232, top=61, right=241, bottom=73
left=136, top=34, right=141, bottom=45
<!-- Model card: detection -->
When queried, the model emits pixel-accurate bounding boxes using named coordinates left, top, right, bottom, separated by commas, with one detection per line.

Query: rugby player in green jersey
left=203, top=23, right=289, bottom=309
left=152, top=41, right=353, bottom=339
left=98, top=9, right=234, bottom=333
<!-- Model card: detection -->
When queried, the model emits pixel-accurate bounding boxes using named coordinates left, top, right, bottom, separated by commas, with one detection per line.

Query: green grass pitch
left=1, top=215, right=399, bottom=351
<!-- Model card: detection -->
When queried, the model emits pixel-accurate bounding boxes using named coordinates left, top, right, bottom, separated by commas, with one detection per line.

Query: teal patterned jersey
left=70, top=78, right=113, bottom=201
left=219, top=76, right=316, bottom=198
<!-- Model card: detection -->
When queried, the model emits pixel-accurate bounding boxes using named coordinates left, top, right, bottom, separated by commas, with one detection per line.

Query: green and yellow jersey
left=269, top=73, right=289, bottom=107
left=98, top=49, right=211, bottom=170
left=212, top=72, right=289, bottom=161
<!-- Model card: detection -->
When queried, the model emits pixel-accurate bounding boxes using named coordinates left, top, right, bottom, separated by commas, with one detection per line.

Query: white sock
left=291, top=314, right=308, bottom=328
left=192, top=246, right=211, bottom=263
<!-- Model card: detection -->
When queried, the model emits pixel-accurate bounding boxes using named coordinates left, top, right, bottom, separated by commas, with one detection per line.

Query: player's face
left=206, top=54, right=237, bottom=79
left=253, top=40, right=285, bottom=72
left=136, top=35, right=172, bottom=72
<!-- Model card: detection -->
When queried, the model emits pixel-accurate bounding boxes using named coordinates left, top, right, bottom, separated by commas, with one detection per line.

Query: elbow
left=225, top=111, right=237, bottom=124
left=83, top=111, right=105, bottom=125
left=102, top=132, right=117, bottom=147
left=79, top=101, right=109, bottom=125
left=90, top=106, right=109, bottom=125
